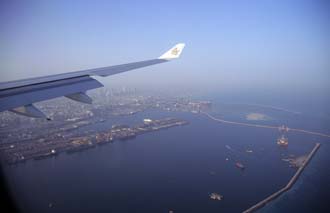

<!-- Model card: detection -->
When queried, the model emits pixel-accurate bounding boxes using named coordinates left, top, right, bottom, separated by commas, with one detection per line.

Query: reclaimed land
left=0, top=118, right=188, bottom=164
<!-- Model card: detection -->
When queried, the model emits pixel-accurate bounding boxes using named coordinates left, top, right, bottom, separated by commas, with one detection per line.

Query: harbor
left=242, top=143, right=321, bottom=213
left=0, top=118, right=188, bottom=164
left=1, top=101, right=328, bottom=212
left=202, top=112, right=330, bottom=138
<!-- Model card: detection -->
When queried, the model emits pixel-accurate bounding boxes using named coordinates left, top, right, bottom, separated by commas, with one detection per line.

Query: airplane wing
left=0, top=43, right=185, bottom=118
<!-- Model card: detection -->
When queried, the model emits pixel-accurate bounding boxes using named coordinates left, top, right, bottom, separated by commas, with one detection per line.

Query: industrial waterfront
left=1, top=90, right=329, bottom=212
left=1, top=117, right=188, bottom=164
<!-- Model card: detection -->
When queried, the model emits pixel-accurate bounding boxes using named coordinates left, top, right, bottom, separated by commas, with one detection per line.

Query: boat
left=209, top=192, right=223, bottom=201
left=277, top=135, right=288, bottom=147
left=33, top=150, right=58, bottom=160
left=235, top=162, right=245, bottom=170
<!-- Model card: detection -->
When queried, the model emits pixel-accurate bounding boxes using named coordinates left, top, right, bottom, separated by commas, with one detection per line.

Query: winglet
left=158, top=43, right=185, bottom=60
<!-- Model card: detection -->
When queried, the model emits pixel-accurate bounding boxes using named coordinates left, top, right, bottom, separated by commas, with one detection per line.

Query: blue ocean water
left=259, top=142, right=330, bottom=213
left=2, top=93, right=330, bottom=212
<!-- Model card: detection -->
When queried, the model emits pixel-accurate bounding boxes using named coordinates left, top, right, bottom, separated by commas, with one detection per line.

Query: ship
left=209, top=192, right=223, bottom=201
left=235, top=162, right=245, bottom=170
left=33, top=149, right=58, bottom=160
left=277, top=135, right=288, bottom=147
left=66, top=143, right=95, bottom=154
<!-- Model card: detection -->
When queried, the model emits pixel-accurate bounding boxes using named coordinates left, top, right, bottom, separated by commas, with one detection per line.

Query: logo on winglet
left=171, top=48, right=180, bottom=56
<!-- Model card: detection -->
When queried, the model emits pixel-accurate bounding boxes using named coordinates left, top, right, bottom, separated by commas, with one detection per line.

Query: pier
left=242, top=143, right=321, bottom=213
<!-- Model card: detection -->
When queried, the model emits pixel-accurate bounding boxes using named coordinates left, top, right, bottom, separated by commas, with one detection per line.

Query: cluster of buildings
left=0, top=117, right=188, bottom=164
left=0, top=88, right=210, bottom=164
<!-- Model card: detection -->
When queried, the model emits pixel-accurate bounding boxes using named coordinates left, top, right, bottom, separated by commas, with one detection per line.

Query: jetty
left=242, top=143, right=321, bottom=213
left=202, top=112, right=330, bottom=138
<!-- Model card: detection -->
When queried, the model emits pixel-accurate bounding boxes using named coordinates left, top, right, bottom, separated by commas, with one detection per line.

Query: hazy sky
left=1, top=0, right=329, bottom=93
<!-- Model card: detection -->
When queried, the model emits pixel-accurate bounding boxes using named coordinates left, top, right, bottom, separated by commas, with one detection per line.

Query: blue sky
left=1, top=0, right=329, bottom=93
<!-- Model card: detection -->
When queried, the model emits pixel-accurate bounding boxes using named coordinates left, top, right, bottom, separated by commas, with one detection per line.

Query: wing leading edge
left=0, top=43, right=185, bottom=118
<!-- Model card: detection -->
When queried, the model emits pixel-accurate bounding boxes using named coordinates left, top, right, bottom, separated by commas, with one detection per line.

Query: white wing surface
left=0, top=43, right=185, bottom=118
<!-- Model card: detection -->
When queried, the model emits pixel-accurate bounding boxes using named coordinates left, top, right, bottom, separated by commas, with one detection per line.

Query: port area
left=0, top=118, right=188, bottom=164
left=242, top=143, right=321, bottom=213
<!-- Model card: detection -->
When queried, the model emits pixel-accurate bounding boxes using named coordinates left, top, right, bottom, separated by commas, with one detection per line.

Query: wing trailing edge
left=0, top=43, right=185, bottom=118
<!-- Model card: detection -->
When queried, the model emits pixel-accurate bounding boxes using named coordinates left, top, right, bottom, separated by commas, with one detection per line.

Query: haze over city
left=1, top=1, right=330, bottom=213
